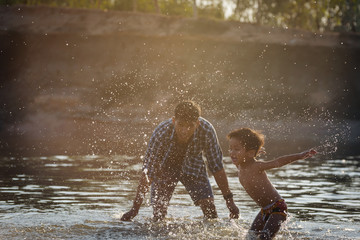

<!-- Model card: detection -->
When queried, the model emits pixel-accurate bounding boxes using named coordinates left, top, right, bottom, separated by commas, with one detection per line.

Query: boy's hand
left=299, top=149, right=317, bottom=159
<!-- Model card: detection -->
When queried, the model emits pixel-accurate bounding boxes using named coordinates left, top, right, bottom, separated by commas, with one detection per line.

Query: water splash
left=314, top=142, right=338, bottom=155
left=132, top=218, right=249, bottom=239
left=302, top=107, right=351, bottom=157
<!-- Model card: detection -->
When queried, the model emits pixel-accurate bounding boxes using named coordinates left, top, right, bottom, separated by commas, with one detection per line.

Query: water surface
left=0, top=155, right=359, bottom=239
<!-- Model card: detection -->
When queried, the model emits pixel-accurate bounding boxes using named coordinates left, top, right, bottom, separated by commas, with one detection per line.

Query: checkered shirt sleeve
left=142, top=119, right=172, bottom=180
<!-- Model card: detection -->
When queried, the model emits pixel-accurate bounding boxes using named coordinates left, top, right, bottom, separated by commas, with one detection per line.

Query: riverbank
left=1, top=5, right=359, bottom=157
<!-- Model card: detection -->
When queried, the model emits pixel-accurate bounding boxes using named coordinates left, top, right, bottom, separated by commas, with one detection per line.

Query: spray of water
left=303, top=107, right=351, bottom=156
left=314, top=141, right=338, bottom=156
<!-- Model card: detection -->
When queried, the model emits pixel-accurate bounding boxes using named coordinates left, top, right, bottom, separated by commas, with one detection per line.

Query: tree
left=154, top=0, right=160, bottom=13
left=1, top=0, right=358, bottom=32
left=229, top=0, right=360, bottom=32
left=193, top=0, right=198, bottom=18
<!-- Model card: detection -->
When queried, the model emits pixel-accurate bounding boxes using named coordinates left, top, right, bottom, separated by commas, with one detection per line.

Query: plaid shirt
left=142, top=117, right=223, bottom=180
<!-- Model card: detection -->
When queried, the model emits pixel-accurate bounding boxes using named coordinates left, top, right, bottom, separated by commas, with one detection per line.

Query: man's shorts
left=151, top=172, right=214, bottom=207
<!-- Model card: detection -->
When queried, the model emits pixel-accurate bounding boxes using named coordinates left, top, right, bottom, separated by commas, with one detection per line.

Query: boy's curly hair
left=227, top=128, right=265, bottom=155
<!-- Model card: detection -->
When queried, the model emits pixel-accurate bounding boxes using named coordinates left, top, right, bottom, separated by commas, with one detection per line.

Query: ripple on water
left=0, top=155, right=359, bottom=239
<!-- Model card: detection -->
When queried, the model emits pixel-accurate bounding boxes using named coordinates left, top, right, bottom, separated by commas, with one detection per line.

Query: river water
left=0, top=154, right=359, bottom=239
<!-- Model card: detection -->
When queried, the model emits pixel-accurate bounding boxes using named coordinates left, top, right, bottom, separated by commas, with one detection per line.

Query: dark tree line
left=1, top=0, right=359, bottom=32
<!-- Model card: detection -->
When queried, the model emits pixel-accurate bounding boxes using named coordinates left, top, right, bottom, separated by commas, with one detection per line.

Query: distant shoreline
left=1, top=5, right=359, bottom=157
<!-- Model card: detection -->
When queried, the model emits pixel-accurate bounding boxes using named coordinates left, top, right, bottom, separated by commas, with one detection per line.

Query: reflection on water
left=0, top=155, right=359, bottom=239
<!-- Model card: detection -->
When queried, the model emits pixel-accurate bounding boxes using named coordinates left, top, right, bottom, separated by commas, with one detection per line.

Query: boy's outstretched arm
left=121, top=171, right=150, bottom=221
left=257, top=149, right=317, bottom=171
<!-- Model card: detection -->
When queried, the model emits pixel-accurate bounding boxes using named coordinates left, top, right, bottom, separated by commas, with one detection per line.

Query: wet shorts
left=151, top=172, right=214, bottom=207
left=261, top=199, right=288, bottom=222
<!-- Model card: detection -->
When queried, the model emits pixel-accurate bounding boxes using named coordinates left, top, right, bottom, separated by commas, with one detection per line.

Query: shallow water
left=0, top=155, right=359, bottom=239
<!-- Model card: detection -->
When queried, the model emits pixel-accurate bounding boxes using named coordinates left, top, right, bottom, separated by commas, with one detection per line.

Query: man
left=121, top=101, right=239, bottom=221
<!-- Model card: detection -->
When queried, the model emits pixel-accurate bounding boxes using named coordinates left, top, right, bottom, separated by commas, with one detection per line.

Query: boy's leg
left=250, top=210, right=266, bottom=232
left=180, top=174, right=217, bottom=218
left=260, top=213, right=287, bottom=240
left=151, top=177, right=178, bottom=221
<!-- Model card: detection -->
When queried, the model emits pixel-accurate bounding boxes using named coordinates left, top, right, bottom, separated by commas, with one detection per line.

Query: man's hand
left=226, top=199, right=240, bottom=219
left=121, top=208, right=139, bottom=221
left=212, top=168, right=240, bottom=219
left=120, top=172, right=150, bottom=221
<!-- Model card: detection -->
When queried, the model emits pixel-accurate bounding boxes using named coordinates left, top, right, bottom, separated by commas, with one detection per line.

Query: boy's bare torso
left=238, top=162, right=282, bottom=208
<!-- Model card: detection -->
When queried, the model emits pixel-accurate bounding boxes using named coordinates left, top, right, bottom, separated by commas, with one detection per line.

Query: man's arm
left=120, top=171, right=150, bottom=221
left=120, top=120, right=169, bottom=221
left=213, top=168, right=240, bottom=219
left=257, top=149, right=317, bottom=171
left=201, top=120, right=239, bottom=218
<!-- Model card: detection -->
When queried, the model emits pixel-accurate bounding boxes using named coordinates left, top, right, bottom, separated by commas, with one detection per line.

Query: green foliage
left=198, top=1, right=224, bottom=19
left=112, top=0, right=133, bottom=11
left=0, top=0, right=24, bottom=4
left=1, top=0, right=358, bottom=32
left=230, top=0, right=360, bottom=32
left=113, top=0, right=156, bottom=13
left=160, top=0, right=193, bottom=17
left=0, top=0, right=113, bottom=9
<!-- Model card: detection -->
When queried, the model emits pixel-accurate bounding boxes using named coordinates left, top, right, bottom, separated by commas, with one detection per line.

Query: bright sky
left=222, top=0, right=236, bottom=18
left=196, top=0, right=236, bottom=19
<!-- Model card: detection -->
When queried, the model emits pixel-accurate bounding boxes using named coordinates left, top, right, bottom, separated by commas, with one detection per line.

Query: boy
left=227, top=128, right=316, bottom=239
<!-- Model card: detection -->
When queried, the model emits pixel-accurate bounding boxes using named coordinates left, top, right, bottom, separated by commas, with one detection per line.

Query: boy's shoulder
left=240, top=159, right=263, bottom=169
